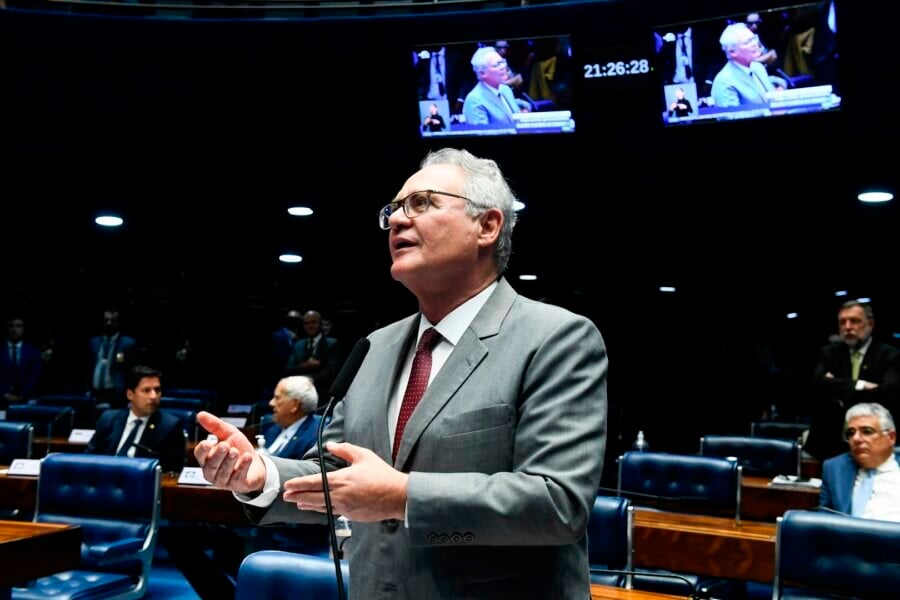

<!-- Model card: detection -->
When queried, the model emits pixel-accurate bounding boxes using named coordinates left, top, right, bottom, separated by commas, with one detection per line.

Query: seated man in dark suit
left=820, top=402, right=900, bottom=522
left=806, top=301, right=900, bottom=460
left=85, top=364, right=186, bottom=473
left=262, top=375, right=321, bottom=459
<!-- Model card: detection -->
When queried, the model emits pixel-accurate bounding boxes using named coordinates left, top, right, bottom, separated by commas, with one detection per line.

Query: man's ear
left=477, top=208, right=503, bottom=248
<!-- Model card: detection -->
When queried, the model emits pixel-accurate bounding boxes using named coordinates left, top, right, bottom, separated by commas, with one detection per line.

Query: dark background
left=1, top=0, right=897, bottom=468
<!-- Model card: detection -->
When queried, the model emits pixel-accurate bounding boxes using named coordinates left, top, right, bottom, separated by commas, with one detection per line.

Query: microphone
left=44, top=407, right=72, bottom=456
left=316, top=338, right=370, bottom=600
left=131, top=441, right=160, bottom=456
left=815, top=505, right=849, bottom=516
left=588, top=568, right=706, bottom=600
left=596, top=486, right=738, bottom=522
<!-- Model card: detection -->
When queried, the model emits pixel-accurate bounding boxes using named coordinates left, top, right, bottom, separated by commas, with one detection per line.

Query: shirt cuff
left=233, top=454, right=282, bottom=507
left=855, top=379, right=866, bottom=391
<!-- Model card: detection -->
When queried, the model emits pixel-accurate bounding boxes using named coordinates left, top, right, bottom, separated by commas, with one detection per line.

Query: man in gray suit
left=196, top=148, right=608, bottom=598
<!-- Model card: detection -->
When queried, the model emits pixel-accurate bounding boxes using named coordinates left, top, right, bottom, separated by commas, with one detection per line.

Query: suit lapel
left=393, top=279, right=515, bottom=470
left=110, top=411, right=129, bottom=453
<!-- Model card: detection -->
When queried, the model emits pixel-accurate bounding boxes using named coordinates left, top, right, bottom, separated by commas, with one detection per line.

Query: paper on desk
left=770, top=475, right=822, bottom=488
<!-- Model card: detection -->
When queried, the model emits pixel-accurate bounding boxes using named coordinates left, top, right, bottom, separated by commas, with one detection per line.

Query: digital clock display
left=583, top=58, right=651, bottom=79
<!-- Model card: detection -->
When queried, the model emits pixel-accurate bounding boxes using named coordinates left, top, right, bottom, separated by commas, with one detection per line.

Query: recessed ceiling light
left=95, top=215, right=124, bottom=227
left=518, top=274, right=537, bottom=281
left=513, top=200, right=526, bottom=212
left=279, top=254, right=303, bottom=263
left=659, top=286, right=676, bottom=293
left=287, top=206, right=314, bottom=216
left=858, top=191, right=893, bottom=203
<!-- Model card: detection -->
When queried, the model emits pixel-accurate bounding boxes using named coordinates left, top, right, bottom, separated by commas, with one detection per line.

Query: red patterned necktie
left=393, top=327, right=441, bottom=462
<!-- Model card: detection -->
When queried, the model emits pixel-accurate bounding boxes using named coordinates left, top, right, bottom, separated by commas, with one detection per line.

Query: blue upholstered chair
left=235, top=551, right=349, bottom=600
left=5, top=405, right=74, bottom=439
left=618, top=451, right=742, bottom=519
left=163, top=388, right=216, bottom=407
left=587, top=495, right=633, bottom=588
left=774, top=509, right=900, bottom=599
left=750, top=420, right=810, bottom=442
left=12, top=454, right=161, bottom=600
left=700, top=435, right=801, bottom=477
left=618, top=451, right=743, bottom=598
left=160, top=396, right=207, bottom=412
left=0, top=422, right=33, bottom=463
left=32, top=395, right=97, bottom=428
left=160, top=408, right=198, bottom=443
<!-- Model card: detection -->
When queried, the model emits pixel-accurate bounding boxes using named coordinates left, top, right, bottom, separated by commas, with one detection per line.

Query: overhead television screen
left=413, top=35, right=576, bottom=138
left=653, top=1, right=839, bottom=126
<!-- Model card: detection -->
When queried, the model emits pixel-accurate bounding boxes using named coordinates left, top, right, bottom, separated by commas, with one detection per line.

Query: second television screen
left=413, top=35, right=576, bottom=138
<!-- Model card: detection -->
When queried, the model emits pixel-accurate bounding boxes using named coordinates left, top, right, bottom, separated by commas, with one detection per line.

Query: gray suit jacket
left=252, top=278, right=608, bottom=598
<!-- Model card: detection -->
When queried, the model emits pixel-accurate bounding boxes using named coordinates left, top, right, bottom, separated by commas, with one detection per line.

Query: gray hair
left=470, top=46, right=498, bottom=75
left=280, top=375, right=318, bottom=413
left=719, top=22, right=751, bottom=55
left=840, top=300, right=874, bottom=321
left=420, top=148, right=517, bottom=273
left=845, top=402, right=895, bottom=432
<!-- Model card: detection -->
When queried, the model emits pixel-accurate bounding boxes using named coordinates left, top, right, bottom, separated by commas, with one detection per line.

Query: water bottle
left=632, top=430, right=649, bottom=452
left=332, top=515, right=352, bottom=559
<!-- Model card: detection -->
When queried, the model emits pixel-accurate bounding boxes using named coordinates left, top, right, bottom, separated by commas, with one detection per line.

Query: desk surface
left=741, top=475, right=819, bottom=521
left=591, top=584, right=686, bottom=599
left=633, top=509, right=776, bottom=583
left=0, top=520, right=82, bottom=586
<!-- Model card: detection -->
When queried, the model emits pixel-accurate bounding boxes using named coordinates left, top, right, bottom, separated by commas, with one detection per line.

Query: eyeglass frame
left=378, top=189, right=473, bottom=230
left=843, top=426, right=890, bottom=442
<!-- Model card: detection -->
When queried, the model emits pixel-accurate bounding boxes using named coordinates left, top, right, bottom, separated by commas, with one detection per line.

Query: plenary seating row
left=751, top=420, right=810, bottom=442
left=11, top=453, right=161, bottom=600
left=2, top=405, right=203, bottom=447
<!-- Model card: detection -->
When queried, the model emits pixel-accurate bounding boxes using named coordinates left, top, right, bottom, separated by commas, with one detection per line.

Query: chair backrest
left=618, top=451, right=741, bottom=520
left=160, top=396, right=207, bottom=412
left=33, top=394, right=97, bottom=427
left=700, top=435, right=800, bottom=477
left=164, top=387, right=217, bottom=405
left=35, top=453, right=161, bottom=595
left=162, top=408, right=199, bottom=442
left=0, top=421, right=33, bottom=463
left=775, top=509, right=900, bottom=599
left=587, top=495, right=633, bottom=588
left=6, top=404, right=74, bottom=438
left=235, top=550, right=349, bottom=600
left=750, top=420, right=810, bottom=442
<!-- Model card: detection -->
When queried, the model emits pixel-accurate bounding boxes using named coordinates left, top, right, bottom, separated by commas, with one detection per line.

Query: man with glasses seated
left=820, top=402, right=900, bottom=522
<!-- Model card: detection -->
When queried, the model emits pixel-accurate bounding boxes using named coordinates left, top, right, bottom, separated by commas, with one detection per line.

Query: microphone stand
left=316, top=395, right=346, bottom=600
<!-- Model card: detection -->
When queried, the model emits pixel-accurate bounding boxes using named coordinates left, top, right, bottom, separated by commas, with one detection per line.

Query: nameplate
left=222, top=417, right=247, bottom=429
left=177, top=467, right=213, bottom=486
left=0, top=410, right=5, bottom=420
left=9, top=459, right=41, bottom=476
left=68, top=429, right=96, bottom=444
left=227, top=404, right=253, bottom=414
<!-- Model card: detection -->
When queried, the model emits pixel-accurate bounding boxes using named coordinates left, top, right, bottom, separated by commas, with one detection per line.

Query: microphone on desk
left=130, top=441, right=160, bottom=457
left=588, top=568, right=706, bottom=600
left=45, top=408, right=72, bottom=457
left=596, top=486, right=740, bottom=524
left=316, top=338, right=370, bottom=600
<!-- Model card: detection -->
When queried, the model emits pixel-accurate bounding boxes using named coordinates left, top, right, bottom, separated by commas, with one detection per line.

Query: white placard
left=177, top=466, right=213, bottom=486
left=9, top=458, right=42, bottom=476
left=68, top=429, right=96, bottom=444
left=0, top=410, right=6, bottom=420
left=221, top=417, right=247, bottom=429
left=227, top=404, right=253, bottom=414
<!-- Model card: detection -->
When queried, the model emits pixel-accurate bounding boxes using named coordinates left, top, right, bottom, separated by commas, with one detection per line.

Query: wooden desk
left=0, top=521, right=82, bottom=586
left=591, top=584, right=686, bottom=599
left=0, top=470, right=248, bottom=526
left=632, top=509, right=776, bottom=583
left=741, top=475, right=819, bottom=521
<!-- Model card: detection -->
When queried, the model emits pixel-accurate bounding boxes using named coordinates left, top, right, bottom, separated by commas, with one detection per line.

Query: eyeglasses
left=843, top=426, right=887, bottom=441
left=378, top=189, right=472, bottom=230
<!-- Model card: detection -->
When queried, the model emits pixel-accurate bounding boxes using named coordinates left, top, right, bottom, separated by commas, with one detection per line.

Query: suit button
left=438, top=534, right=450, bottom=544
left=384, top=519, right=399, bottom=532
left=450, top=533, right=462, bottom=544
left=463, top=532, right=475, bottom=542
left=426, top=533, right=438, bottom=544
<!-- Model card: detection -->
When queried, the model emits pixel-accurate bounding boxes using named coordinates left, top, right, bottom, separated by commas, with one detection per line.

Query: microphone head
left=328, top=338, right=371, bottom=400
